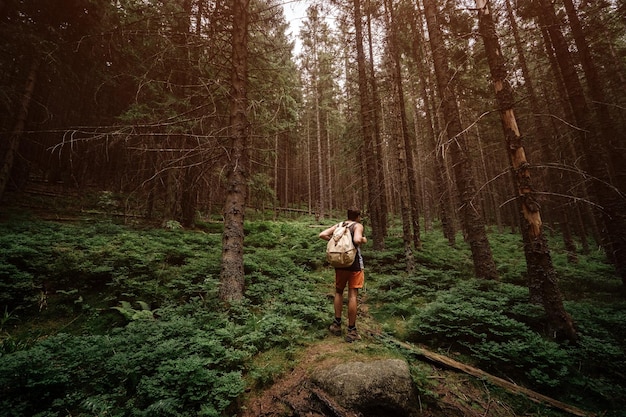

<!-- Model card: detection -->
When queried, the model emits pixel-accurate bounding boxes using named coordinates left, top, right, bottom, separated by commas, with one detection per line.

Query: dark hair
left=347, top=207, right=361, bottom=221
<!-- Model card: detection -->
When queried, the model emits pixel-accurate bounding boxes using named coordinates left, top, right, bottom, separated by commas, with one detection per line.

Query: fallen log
left=273, top=207, right=313, bottom=214
left=386, top=338, right=595, bottom=417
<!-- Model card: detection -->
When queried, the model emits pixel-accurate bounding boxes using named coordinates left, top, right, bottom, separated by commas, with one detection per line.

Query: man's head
left=347, top=207, right=361, bottom=221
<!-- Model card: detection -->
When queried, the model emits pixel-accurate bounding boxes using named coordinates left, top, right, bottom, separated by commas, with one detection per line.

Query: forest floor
left=239, top=295, right=581, bottom=417
left=240, top=338, right=525, bottom=417
left=1, top=188, right=600, bottom=417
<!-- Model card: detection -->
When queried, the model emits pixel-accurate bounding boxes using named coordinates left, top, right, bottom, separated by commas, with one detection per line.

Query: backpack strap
left=343, top=221, right=357, bottom=243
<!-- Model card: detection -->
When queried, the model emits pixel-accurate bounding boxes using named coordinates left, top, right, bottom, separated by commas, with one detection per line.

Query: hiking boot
left=345, top=327, right=361, bottom=343
left=329, top=322, right=342, bottom=336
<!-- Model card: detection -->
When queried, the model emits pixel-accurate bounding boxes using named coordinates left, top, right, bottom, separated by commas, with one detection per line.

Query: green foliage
left=0, top=220, right=224, bottom=311
left=0, top=306, right=249, bottom=416
left=367, top=226, right=626, bottom=415
left=561, top=301, right=626, bottom=410
left=112, top=301, right=156, bottom=322
left=164, top=220, right=183, bottom=230
left=0, top=297, right=325, bottom=416
left=403, top=281, right=564, bottom=383
left=1, top=216, right=624, bottom=416
left=399, top=278, right=625, bottom=407
left=244, top=220, right=324, bottom=272
left=246, top=344, right=300, bottom=390
left=0, top=216, right=331, bottom=416
left=248, top=173, right=277, bottom=210
left=551, top=244, right=620, bottom=298
left=488, top=232, right=528, bottom=284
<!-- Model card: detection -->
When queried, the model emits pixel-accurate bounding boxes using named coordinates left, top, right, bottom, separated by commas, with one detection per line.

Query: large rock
left=311, top=359, right=419, bottom=416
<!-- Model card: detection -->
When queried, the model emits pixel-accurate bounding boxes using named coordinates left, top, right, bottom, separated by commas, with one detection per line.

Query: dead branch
left=387, top=339, right=596, bottom=417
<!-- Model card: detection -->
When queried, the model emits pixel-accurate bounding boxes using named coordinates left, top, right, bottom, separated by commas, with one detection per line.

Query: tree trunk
left=181, top=165, right=198, bottom=227
left=475, top=0, right=576, bottom=342
left=273, top=132, right=278, bottom=218
left=410, top=4, right=456, bottom=244
left=561, top=0, right=626, bottom=185
left=504, top=0, right=579, bottom=264
left=537, top=0, right=626, bottom=285
left=307, top=117, right=313, bottom=217
left=366, top=0, right=388, bottom=241
left=220, top=0, right=249, bottom=303
left=385, top=0, right=421, bottom=252
left=560, top=0, right=626, bottom=258
left=326, top=113, right=333, bottom=213
left=353, top=0, right=384, bottom=250
left=313, top=51, right=326, bottom=221
left=384, top=33, right=416, bottom=273
left=313, top=27, right=326, bottom=221
left=0, top=58, right=39, bottom=202
left=475, top=125, right=502, bottom=231
left=422, top=0, right=498, bottom=280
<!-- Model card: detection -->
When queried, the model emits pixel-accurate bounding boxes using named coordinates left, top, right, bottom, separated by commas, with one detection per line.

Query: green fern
left=111, top=301, right=156, bottom=321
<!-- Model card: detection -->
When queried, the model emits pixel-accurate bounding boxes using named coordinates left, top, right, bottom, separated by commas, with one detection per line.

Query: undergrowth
left=368, top=227, right=626, bottom=416
left=0, top=215, right=330, bottom=416
left=0, top=213, right=624, bottom=416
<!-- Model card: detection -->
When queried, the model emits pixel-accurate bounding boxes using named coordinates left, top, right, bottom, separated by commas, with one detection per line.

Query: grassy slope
left=0, top=200, right=624, bottom=416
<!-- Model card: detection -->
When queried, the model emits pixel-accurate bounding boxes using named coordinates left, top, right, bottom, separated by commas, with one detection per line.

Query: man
left=319, top=207, right=367, bottom=342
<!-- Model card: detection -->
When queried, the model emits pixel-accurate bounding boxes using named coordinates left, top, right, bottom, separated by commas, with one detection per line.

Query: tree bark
left=273, top=132, right=278, bottom=217
left=537, top=12, right=598, bottom=257
left=385, top=0, right=422, bottom=254
left=313, top=15, right=326, bottom=221
left=366, top=0, right=388, bottom=241
left=422, top=0, right=498, bottom=280
left=410, top=5, right=456, bottom=245
left=504, top=0, right=579, bottom=264
left=475, top=0, right=576, bottom=342
left=220, top=0, right=249, bottom=303
left=537, top=0, right=626, bottom=285
left=0, top=58, right=39, bottom=202
left=384, top=0, right=421, bottom=254
left=353, top=0, right=385, bottom=250
left=561, top=0, right=626, bottom=183
left=326, top=114, right=333, bottom=213
left=560, top=0, right=626, bottom=257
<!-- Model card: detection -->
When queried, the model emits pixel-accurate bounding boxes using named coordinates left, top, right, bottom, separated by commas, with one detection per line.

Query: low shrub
left=0, top=216, right=332, bottom=416
left=1, top=215, right=624, bottom=416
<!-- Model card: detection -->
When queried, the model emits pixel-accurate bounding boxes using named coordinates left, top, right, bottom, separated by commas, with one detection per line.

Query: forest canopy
left=0, top=0, right=624, bottom=242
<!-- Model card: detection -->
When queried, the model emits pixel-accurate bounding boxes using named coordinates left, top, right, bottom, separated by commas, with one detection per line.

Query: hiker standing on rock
left=319, top=207, right=367, bottom=342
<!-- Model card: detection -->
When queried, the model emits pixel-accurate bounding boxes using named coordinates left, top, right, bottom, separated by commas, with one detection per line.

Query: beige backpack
left=326, top=222, right=356, bottom=268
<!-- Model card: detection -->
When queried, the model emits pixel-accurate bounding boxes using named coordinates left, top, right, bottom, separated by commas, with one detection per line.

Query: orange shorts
left=335, top=269, right=364, bottom=291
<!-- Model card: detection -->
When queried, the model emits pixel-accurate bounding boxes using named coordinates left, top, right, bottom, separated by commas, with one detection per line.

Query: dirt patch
left=238, top=292, right=527, bottom=417
left=239, top=333, right=526, bottom=417
left=240, top=338, right=351, bottom=417
left=238, top=319, right=582, bottom=417
left=239, top=292, right=577, bottom=417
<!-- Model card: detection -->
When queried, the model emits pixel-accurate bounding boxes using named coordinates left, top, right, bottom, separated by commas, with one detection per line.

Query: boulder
left=311, top=359, right=419, bottom=417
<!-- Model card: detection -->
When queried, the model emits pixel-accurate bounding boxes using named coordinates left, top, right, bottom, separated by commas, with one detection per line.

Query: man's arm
left=319, top=225, right=336, bottom=241
left=352, top=223, right=367, bottom=245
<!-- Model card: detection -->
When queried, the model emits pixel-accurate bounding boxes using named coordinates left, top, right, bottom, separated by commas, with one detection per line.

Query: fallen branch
left=387, top=338, right=595, bottom=417
left=273, top=207, right=313, bottom=214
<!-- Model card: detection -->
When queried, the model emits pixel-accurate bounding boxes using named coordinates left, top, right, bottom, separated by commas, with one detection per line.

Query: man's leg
left=346, top=287, right=361, bottom=342
left=330, top=271, right=347, bottom=336
left=347, top=287, right=358, bottom=327
left=329, top=289, right=344, bottom=336
left=334, top=288, right=344, bottom=320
